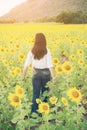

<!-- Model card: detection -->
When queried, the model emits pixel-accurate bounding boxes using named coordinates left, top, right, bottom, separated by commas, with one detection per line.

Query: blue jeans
left=31, top=68, right=51, bottom=113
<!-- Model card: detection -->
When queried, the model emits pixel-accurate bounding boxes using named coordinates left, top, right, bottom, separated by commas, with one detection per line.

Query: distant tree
left=27, top=10, right=87, bottom=24
left=56, top=11, right=87, bottom=24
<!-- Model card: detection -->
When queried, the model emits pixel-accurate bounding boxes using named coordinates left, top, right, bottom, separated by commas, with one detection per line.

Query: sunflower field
left=0, top=23, right=87, bottom=130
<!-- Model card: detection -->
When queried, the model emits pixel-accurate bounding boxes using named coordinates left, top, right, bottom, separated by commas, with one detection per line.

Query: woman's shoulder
left=47, top=48, right=50, bottom=52
left=47, top=48, right=51, bottom=53
left=28, top=49, right=33, bottom=56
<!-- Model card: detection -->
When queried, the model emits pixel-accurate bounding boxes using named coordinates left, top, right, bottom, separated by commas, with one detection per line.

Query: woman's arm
left=47, top=49, right=55, bottom=83
left=49, top=67, right=56, bottom=83
left=22, top=66, right=28, bottom=80
left=22, top=50, right=32, bottom=80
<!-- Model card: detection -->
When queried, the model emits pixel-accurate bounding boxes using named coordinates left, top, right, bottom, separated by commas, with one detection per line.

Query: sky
left=0, top=0, right=27, bottom=17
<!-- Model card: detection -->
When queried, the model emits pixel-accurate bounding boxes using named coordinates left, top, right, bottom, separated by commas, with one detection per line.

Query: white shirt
left=24, top=49, right=53, bottom=69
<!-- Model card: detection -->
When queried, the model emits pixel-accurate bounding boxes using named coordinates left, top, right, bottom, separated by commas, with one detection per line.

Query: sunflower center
left=52, top=99, right=55, bottom=101
left=13, top=96, right=19, bottom=102
left=43, top=105, right=48, bottom=110
left=65, top=65, right=71, bottom=70
left=72, top=56, right=75, bottom=58
left=80, top=60, right=83, bottom=64
left=54, top=60, right=58, bottom=63
left=20, top=55, right=24, bottom=58
left=72, top=91, right=79, bottom=98
left=58, top=67, right=62, bottom=72
left=79, top=51, right=82, bottom=54
left=16, top=45, right=19, bottom=48
left=18, top=89, right=22, bottom=94
left=16, top=69, right=20, bottom=73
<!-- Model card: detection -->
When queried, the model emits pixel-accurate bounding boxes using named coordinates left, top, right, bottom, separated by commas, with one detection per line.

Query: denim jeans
left=31, top=68, right=51, bottom=113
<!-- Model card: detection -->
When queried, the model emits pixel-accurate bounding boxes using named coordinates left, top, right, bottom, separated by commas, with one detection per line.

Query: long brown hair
left=32, top=33, right=47, bottom=60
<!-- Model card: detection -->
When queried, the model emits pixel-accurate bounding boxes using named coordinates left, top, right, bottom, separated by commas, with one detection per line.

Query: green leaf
left=1, top=123, right=8, bottom=130
left=66, top=123, right=78, bottom=130
left=56, top=125, right=64, bottom=130
left=11, top=116, right=20, bottom=124
left=80, top=121, right=87, bottom=130
left=31, top=113, right=38, bottom=118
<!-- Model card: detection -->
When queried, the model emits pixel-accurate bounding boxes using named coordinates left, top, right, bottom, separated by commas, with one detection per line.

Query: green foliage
left=36, top=11, right=87, bottom=24
left=56, top=11, right=87, bottom=24
left=36, top=16, right=56, bottom=23
left=0, top=23, right=87, bottom=130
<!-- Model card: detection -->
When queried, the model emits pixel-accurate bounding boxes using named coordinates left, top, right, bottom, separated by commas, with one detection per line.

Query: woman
left=22, top=33, right=55, bottom=113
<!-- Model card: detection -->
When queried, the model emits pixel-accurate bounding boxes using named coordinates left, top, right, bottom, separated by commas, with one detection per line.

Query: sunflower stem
left=55, top=104, right=58, bottom=124
left=45, top=114, right=49, bottom=130
left=76, top=103, right=79, bottom=128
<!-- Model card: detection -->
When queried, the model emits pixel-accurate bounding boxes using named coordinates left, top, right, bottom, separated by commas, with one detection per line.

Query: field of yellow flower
left=0, top=23, right=87, bottom=130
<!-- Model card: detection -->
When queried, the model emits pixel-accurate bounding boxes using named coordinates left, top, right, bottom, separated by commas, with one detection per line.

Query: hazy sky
left=0, top=0, right=27, bottom=16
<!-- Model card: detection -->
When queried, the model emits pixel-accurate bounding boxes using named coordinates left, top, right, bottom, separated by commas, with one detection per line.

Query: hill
left=0, top=0, right=87, bottom=22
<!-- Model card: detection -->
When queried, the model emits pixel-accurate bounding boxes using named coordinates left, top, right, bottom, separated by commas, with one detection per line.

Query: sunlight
left=0, top=0, right=27, bottom=17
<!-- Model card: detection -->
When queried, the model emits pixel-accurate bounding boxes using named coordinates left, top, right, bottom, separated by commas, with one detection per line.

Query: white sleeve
left=47, top=49, right=53, bottom=68
left=24, top=50, right=32, bottom=67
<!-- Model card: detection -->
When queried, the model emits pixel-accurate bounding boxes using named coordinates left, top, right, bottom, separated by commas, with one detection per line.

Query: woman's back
left=24, top=48, right=53, bottom=69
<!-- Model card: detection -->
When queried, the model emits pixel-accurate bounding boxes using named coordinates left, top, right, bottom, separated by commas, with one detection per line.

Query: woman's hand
left=52, top=76, right=56, bottom=83
left=49, top=67, right=56, bottom=84
left=22, top=75, right=25, bottom=81
left=22, top=66, right=28, bottom=81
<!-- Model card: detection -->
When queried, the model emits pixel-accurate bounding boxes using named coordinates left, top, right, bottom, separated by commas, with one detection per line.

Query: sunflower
left=77, top=49, right=83, bottom=55
left=38, top=102, right=50, bottom=114
left=15, top=67, right=21, bottom=75
left=10, top=60, right=13, bottom=65
left=61, top=97, right=68, bottom=106
left=49, top=97, right=58, bottom=104
left=52, top=58, right=59, bottom=65
left=15, top=44, right=20, bottom=49
left=36, top=98, right=41, bottom=104
left=62, top=61, right=73, bottom=74
left=8, top=93, right=21, bottom=107
left=67, top=87, right=82, bottom=102
left=55, top=65, right=63, bottom=74
left=0, top=47, right=5, bottom=53
left=10, top=48, right=15, bottom=53
left=5, top=49, right=9, bottom=53
left=10, top=70, right=16, bottom=77
left=70, top=39, right=75, bottom=44
left=65, top=34, right=69, bottom=38
left=69, top=55, right=76, bottom=60
left=3, top=59, right=9, bottom=67
left=15, top=85, right=24, bottom=98
left=78, top=59, right=84, bottom=65
left=18, top=53, right=25, bottom=63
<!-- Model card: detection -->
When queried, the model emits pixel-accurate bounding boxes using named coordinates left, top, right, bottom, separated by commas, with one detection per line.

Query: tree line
left=36, top=11, right=87, bottom=24
left=0, top=11, right=87, bottom=24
